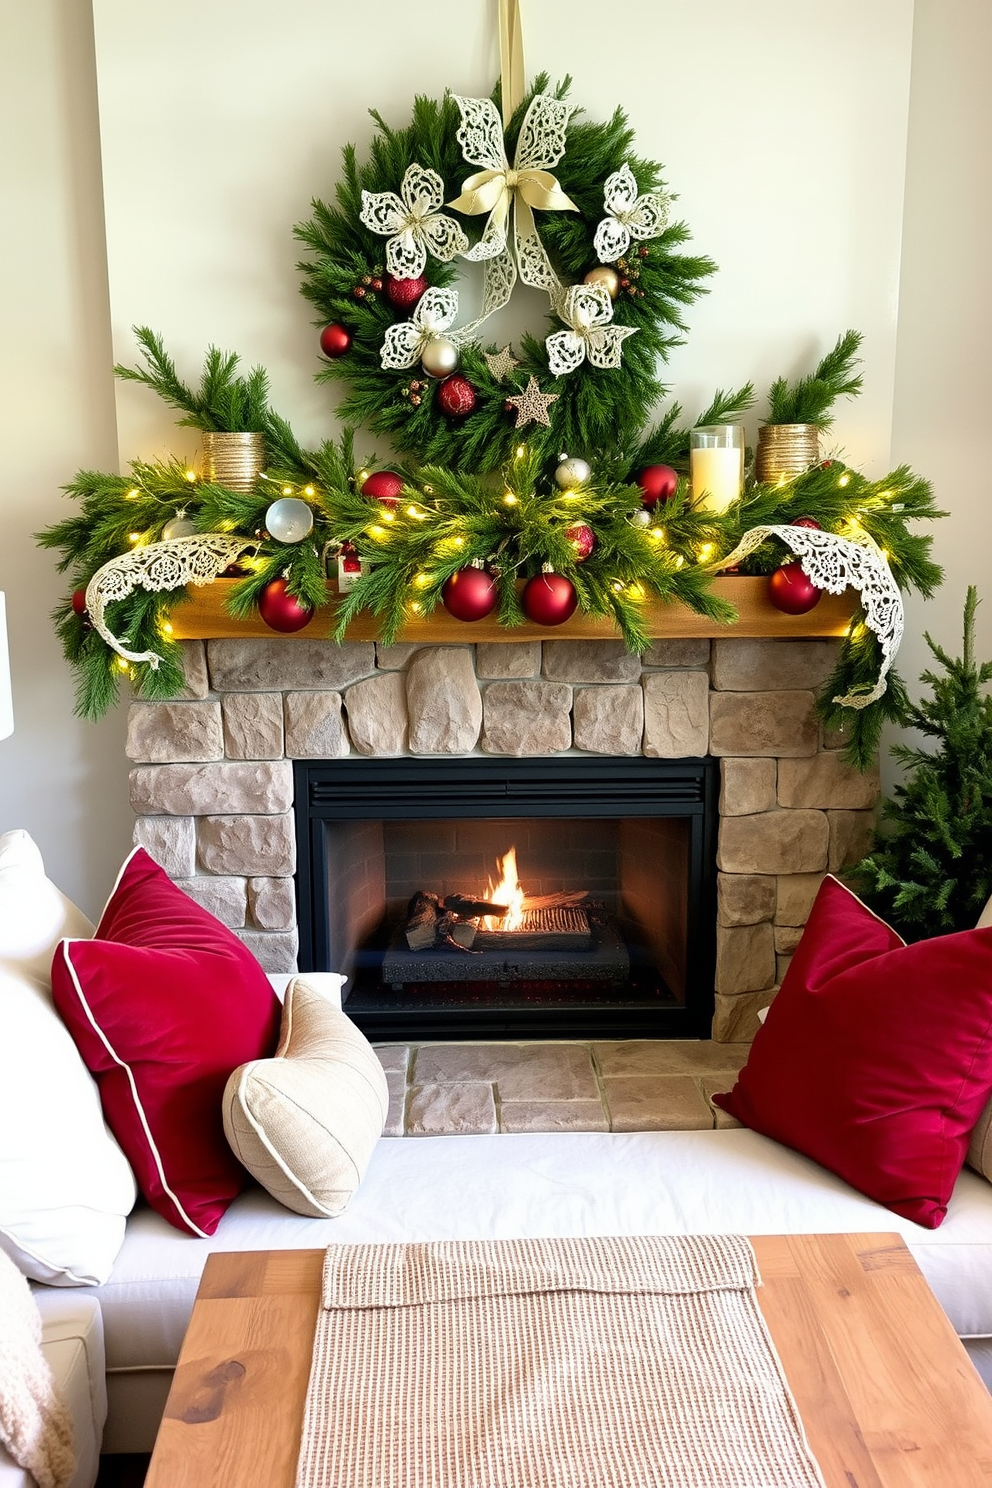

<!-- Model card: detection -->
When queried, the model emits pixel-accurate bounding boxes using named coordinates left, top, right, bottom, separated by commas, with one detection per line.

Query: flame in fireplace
left=484, top=847, right=525, bottom=931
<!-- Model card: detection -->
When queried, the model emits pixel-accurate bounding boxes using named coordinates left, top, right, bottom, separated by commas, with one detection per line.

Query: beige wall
left=0, top=0, right=988, bottom=909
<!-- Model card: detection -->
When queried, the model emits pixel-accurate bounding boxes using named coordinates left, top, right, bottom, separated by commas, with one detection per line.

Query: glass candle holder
left=689, top=424, right=744, bottom=513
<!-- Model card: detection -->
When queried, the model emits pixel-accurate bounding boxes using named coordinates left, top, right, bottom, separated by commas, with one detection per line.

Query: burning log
left=442, top=894, right=508, bottom=919
left=404, top=892, right=481, bottom=953
left=404, top=891, right=442, bottom=950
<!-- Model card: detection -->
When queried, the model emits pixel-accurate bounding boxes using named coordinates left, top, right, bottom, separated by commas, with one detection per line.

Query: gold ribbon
left=499, top=0, right=525, bottom=127
left=448, top=166, right=576, bottom=239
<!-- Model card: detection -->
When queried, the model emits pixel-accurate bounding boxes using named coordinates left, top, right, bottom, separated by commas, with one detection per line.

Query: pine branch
left=765, top=330, right=863, bottom=429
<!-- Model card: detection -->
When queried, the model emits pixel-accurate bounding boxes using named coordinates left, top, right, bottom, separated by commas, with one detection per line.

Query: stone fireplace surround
left=125, top=634, right=879, bottom=1043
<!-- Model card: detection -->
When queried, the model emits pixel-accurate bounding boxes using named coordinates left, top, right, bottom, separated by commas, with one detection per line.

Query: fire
left=484, top=847, right=526, bottom=931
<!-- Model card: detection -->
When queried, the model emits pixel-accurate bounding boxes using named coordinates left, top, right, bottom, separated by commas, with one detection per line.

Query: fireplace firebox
left=294, top=756, right=718, bottom=1040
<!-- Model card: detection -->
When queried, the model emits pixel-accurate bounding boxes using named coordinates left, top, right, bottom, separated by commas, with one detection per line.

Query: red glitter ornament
left=441, top=566, right=498, bottom=621
left=361, top=470, right=404, bottom=505
left=437, top=374, right=477, bottom=418
left=385, top=274, right=428, bottom=311
left=71, top=588, right=88, bottom=616
left=319, top=323, right=352, bottom=359
left=636, top=464, right=679, bottom=508
left=767, top=563, right=821, bottom=615
left=790, top=516, right=822, bottom=530
left=564, top=522, right=595, bottom=562
left=257, top=578, right=315, bottom=633
left=522, top=571, right=578, bottom=626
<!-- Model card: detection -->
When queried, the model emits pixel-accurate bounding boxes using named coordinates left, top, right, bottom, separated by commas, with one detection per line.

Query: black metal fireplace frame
left=294, top=755, right=719, bottom=1041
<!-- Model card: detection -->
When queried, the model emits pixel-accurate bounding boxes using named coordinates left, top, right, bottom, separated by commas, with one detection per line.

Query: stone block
left=778, top=754, right=880, bottom=809
left=344, top=672, right=408, bottom=755
left=132, top=816, right=196, bottom=878
left=719, top=757, right=777, bottom=816
left=701, top=1076, right=743, bottom=1128
left=407, top=647, right=482, bottom=754
left=821, top=720, right=851, bottom=751
left=126, top=701, right=224, bottom=764
left=382, top=1071, right=406, bottom=1137
left=406, top=1083, right=498, bottom=1136
left=709, top=691, right=818, bottom=757
left=828, top=809, right=877, bottom=871
left=717, top=873, right=777, bottom=927
left=643, top=638, right=710, bottom=669
left=572, top=685, right=643, bottom=755
left=711, top=638, right=840, bottom=691
left=592, top=1041, right=749, bottom=1077
left=642, top=672, right=709, bottom=757
left=173, top=876, right=247, bottom=928
left=197, top=812, right=296, bottom=876
left=235, top=929, right=299, bottom=974
left=221, top=693, right=284, bottom=760
left=129, top=760, right=293, bottom=816
left=715, top=922, right=776, bottom=995
left=542, top=640, right=640, bottom=683
left=373, top=1045, right=410, bottom=1074
left=776, top=872, right=825, bottom=925
left=413, top=1042, right=597, bottom=1100
left=175, top=640, right=210, bottom=699
left=476, top=642, right=541, bottom=679
left=248, top=876, right=296, bottom=931
left=500, top=1100, right=608, bottom=1133
left=711, top=988, right=777, bottom=1043
left=481, top=679, right=572, bottom=755
left=602, top=1075, right=713, bottom=1132
left=284, top=692, right=350, bottom=758
left=375, top=643, right=422, bottom=670
left=774, top=925, right=804, bottom=955
left=777, top=953, right=794, bottom=983
left=718, top=810, right=829, bottom=875
left=207, top=638, right=375, bottom=691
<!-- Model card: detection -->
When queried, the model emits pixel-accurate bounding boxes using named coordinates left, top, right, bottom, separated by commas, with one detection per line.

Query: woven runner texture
left=294, top=1233, right=826, bottom=1488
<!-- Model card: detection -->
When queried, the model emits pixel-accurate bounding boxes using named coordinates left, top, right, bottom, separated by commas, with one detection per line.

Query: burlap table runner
left=295, top=1233, right=826, bottom=1488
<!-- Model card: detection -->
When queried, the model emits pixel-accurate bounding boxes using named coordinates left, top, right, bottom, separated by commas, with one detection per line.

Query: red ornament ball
left=790, top=516, right=822, bottom=530
left=441, top=567, right=498, bottom=622
left=258, top=578, right=315, bottom=633
left=385, top=274, right=428, bottom=311
left=71, top=588, right=88, bottom=616
left=437, top=374, right=477, bottom=419
left=361, top=470, right=404, bottom=505
left=319, top=322, right=352, bottom=359
left=636, top=464, right=679, bottom=508
left=767, top=563, right=822, bottom=615
left=564, top=522, right=595, bottom=562
left=522, top=571, right=578, bottom=626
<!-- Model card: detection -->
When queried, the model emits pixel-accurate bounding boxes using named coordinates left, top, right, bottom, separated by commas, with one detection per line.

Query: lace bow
left=545, top=283, right=638, bottom=376
left=593, top=164, right=670, bottom=263
left=380, top=287, right=459, bottom=371
left=360, top=164, right=468, bottom=280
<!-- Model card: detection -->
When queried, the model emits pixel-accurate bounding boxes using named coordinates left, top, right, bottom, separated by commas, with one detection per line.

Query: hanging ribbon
left=713, top=526, right=904, bottom=708
left=499, top=0, right=525, bottom=127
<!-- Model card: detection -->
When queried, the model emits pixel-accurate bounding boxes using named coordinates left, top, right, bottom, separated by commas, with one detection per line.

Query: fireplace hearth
left=294, top=756, right=718, bottom=1040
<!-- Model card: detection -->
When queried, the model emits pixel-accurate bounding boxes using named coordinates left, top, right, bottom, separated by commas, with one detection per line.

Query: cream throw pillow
left=222, top=977, right=389, bottom=1217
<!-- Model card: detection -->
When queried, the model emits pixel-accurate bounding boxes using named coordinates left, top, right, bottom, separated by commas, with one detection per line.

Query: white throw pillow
left=0, top=830, right=136, bottom=1284
left=223, top=976, right=387, bottom=1217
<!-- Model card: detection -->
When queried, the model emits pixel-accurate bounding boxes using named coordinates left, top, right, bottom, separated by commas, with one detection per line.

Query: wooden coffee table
left=144, top=1233, right=992, bottom=1487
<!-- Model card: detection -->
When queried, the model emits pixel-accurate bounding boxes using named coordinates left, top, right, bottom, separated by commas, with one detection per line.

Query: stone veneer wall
left=126, top=634, right=879, bottom=1042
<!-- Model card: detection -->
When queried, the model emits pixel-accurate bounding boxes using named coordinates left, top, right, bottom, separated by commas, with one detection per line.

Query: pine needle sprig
left=765, top=329, right=863, bottom=429
left=114, top=328, right=275, bottom=433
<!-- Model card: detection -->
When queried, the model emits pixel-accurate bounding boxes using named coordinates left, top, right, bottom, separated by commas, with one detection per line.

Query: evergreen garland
left=845, top=588, right=992, bottom=937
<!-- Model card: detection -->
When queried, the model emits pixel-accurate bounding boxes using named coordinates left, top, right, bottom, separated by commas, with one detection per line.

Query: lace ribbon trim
left=713, top=526, right=903, bottom=708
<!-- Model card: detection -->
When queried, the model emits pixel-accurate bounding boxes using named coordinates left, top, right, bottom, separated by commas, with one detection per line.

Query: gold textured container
left=200, top=431, right=266, bottom=492
left=754, top=423, right=819, bottom=484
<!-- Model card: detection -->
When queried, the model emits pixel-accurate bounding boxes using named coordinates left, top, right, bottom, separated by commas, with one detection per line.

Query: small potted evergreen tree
left=755, top=329, right=863, bottom=483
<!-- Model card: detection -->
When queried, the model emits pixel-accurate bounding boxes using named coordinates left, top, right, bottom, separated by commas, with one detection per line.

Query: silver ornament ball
left=630, top=509, right=652, bottom=527
left=421, top=336, right=459, bottom=379
left=554, top=456, right=592, bottom=489
left=162, top=515, right=197, bottom=540
left=264, top=497, right=314, bottom=544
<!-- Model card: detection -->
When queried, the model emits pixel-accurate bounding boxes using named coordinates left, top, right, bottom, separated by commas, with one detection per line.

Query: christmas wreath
left=36, top=5, right=945, bottom=768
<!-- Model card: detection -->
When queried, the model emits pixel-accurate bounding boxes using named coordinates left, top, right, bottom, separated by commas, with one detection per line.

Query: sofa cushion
left=51, top=848, right=280, bottom=1238
left=0, top=829, right=135, bottom=1286
left=223, top=977, right=387, bottom=1217
left=713, top=875, right=992, bottom=1228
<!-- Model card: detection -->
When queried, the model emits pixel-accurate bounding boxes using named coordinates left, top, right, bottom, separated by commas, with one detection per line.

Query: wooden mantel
left=168, top=576, right=856, bottom=644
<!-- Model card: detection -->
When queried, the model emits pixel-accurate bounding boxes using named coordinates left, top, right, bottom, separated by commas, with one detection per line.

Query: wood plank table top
left=144, top=1234, right=992, bottom=1488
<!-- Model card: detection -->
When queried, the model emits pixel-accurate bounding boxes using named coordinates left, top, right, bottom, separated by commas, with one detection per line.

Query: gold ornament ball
left=583, top=265, right=620, bottom=299
left=421, top=336, right=460, bottom=379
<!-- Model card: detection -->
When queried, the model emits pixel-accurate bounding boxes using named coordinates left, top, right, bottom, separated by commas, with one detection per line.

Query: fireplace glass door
left=295, top=757, right=717, bottom=1040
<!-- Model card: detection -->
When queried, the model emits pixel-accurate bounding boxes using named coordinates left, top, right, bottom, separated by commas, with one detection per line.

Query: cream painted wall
left=1, top=0, right=989, bottom=906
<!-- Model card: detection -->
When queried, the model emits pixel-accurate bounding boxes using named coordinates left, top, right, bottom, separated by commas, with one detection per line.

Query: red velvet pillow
left=51, top=848, right=280, bottom=1236
left=713, top=875, right=992, bottom=1228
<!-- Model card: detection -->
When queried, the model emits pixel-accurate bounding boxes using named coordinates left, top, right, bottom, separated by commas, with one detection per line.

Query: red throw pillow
left=51, top=848, right=280, bottom=1236
left=713, top=875, right=992, bottom=1228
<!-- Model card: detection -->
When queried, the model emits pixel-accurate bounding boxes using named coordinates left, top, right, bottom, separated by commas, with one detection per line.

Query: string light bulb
left=184, top=470, right=197, bottom=483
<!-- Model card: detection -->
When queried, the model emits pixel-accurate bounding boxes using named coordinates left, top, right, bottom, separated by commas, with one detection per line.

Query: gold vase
left=754, top=423, right=819, bottom=484
left=200, top=431, right=266, bottom=492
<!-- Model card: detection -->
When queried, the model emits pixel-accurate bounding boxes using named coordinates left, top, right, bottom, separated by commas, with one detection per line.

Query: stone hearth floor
left=373, top=1040, right=749, bottom=1137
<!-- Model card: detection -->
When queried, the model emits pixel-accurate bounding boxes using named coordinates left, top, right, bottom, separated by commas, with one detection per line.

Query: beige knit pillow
left=222, top=978, right=389, bottom=1217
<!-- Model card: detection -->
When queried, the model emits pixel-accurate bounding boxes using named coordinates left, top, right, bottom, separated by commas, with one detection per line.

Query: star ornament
left=505, top=376, right=559, bottom=429
left=484, top=345, right=520, bottom=383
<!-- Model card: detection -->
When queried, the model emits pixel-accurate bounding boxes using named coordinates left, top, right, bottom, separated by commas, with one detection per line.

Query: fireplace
left=294, top=756, right=718, bottom=1040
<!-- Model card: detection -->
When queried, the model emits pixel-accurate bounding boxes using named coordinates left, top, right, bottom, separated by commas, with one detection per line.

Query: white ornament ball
left=264, top=497, right=314, bottom=544
left=421, top=336, right=459, bottom=379
left=162, top=515, right=197, bottom=539
left=630, top=509, right=652, bottom=527
left=554, top=456, right=592, bottom=489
